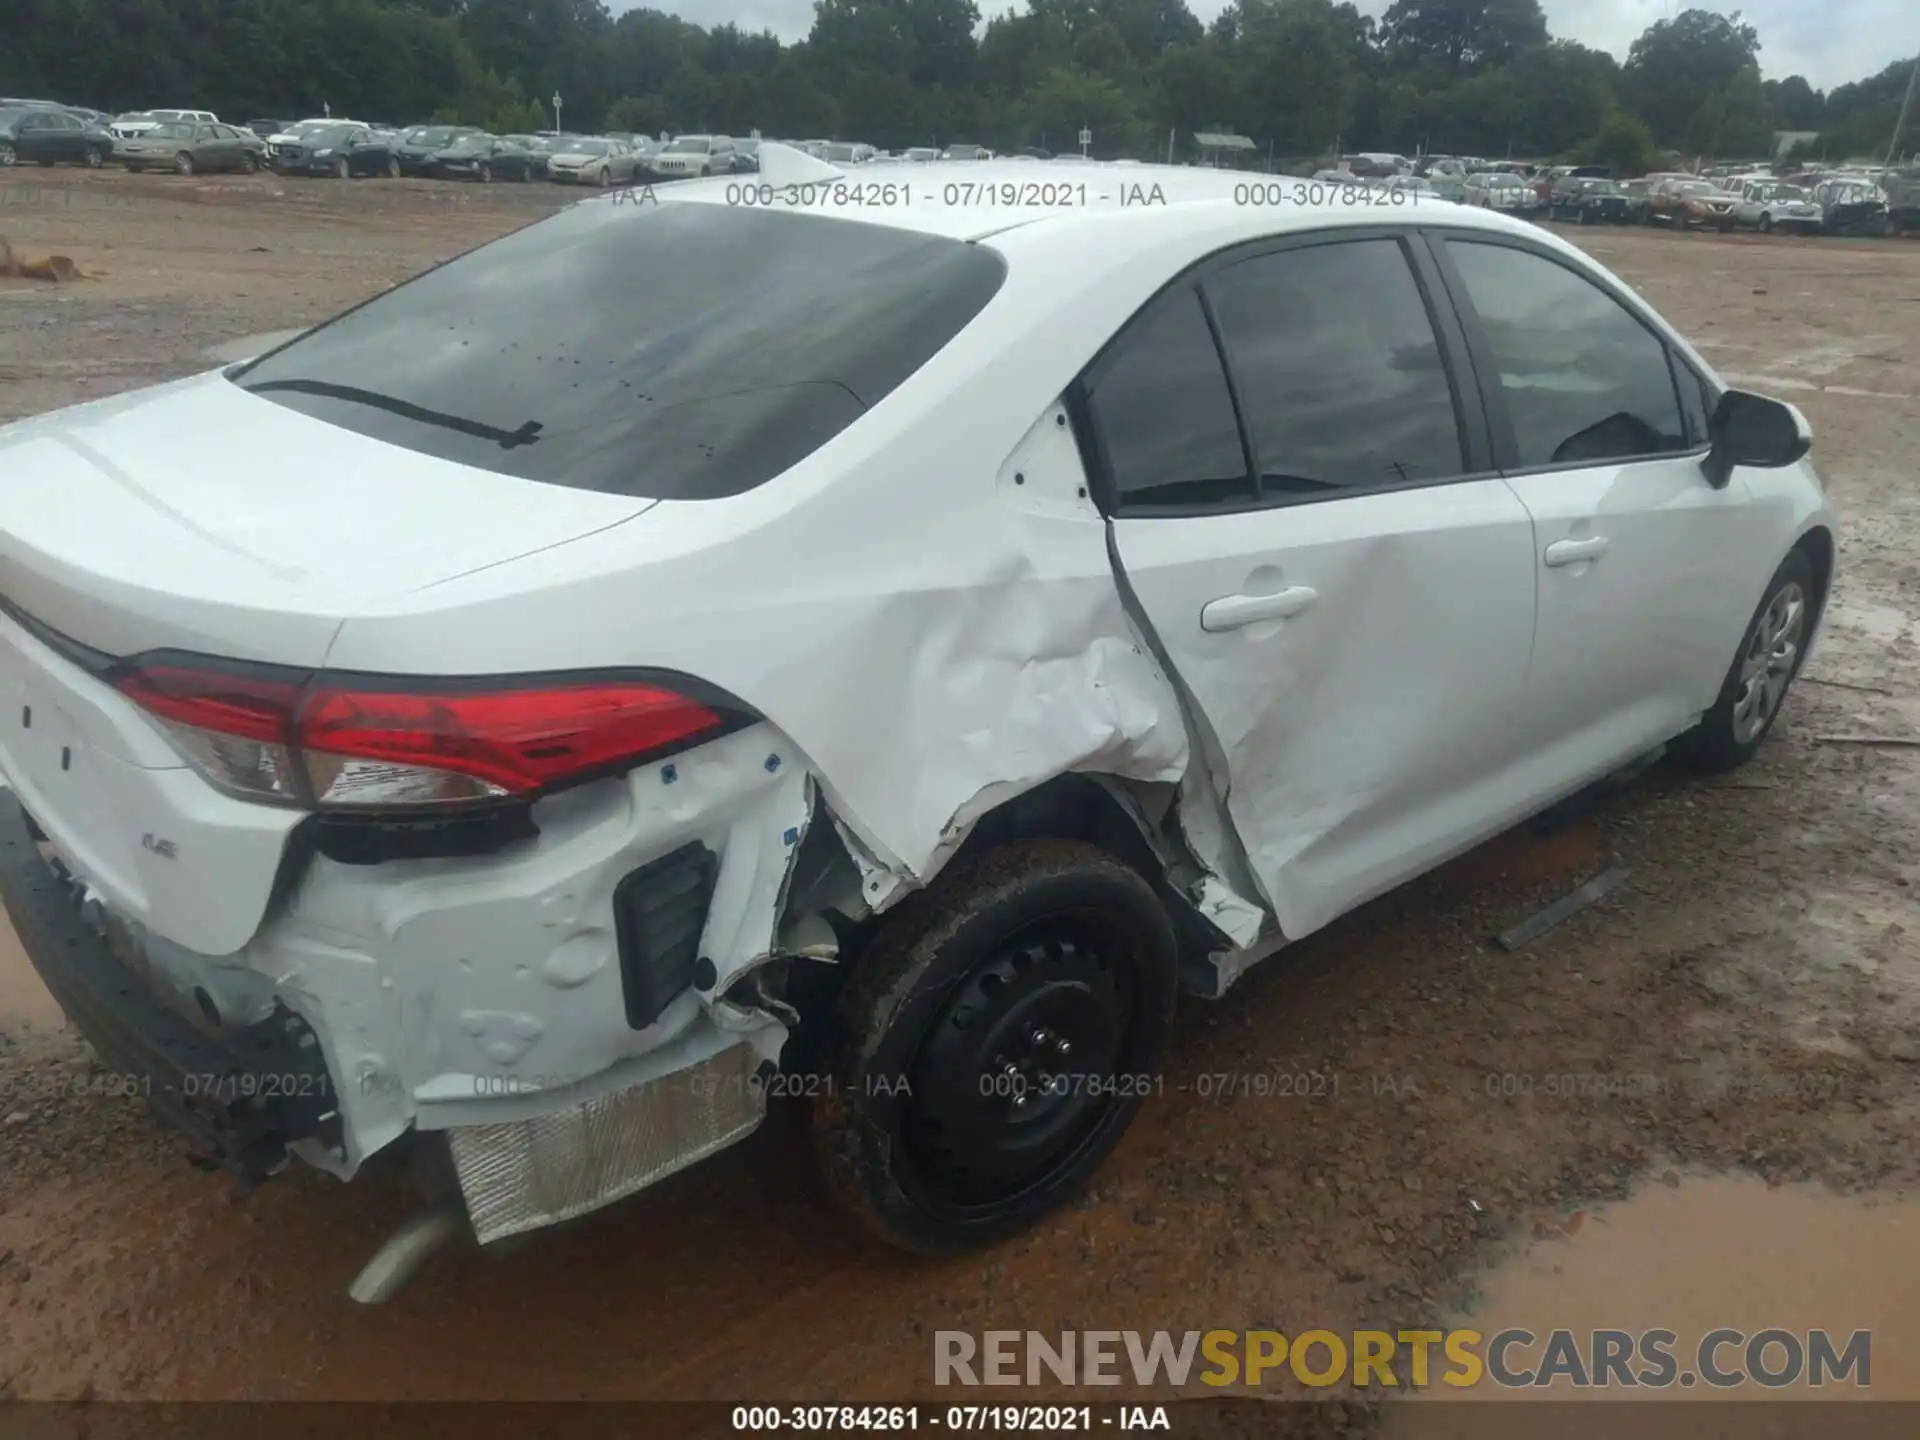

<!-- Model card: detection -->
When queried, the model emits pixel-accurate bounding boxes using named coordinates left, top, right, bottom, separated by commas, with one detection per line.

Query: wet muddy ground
left=0, top=169, right=1917, bottom=1415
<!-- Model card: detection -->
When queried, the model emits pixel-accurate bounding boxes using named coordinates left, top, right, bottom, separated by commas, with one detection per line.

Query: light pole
left=1078, top=124, right=1091, bottom=158
left=552, top=92, right=563, bottom=135
left=1886, top=54, right=1920, bottom=170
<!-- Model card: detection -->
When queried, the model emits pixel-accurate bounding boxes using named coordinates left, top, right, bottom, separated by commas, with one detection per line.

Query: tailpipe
left=348, top=1199, right=469, bottom=1304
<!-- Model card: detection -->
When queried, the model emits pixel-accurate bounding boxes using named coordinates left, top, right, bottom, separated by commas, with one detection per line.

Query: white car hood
left=0, top=371, right=654, bottom=664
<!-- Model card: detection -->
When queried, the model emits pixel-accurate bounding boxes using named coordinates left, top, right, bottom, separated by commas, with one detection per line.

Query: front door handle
left=1201, top=585, right=1318, bottom=633
left=1544, top=535, right=1611, bottom=567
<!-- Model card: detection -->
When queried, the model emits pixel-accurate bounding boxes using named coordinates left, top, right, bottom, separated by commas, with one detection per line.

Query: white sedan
left=1731, top=179, right=1824, bottom=233
left=1465, top=170, right=1537, bottom=212
left=0, top=152, right=1832, bottom=1288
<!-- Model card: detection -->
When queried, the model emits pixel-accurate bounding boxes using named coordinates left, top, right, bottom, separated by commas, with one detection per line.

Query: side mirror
left=1702, top=388, right=1812, bottom=489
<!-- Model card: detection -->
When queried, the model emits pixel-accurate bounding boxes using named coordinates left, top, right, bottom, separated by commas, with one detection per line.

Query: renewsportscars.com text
left=934, top=1328, right=1871, bottom=1390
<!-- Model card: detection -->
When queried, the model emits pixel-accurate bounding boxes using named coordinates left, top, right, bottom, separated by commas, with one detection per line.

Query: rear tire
left=1673, top=549, right=1816, bottom=774
left=173, top=151, right=193, bottom=175
left=808, top=838, right=1177, bottom=1254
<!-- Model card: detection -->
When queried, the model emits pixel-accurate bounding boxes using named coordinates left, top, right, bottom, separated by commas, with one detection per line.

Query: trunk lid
left=0, top=370, right=654, bottom=667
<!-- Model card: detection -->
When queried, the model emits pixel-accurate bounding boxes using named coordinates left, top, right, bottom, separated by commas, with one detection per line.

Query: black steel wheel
left=810, top=838, right=1177, bottom=1253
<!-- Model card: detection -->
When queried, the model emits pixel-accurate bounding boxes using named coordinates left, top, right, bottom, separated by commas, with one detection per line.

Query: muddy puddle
left=1409, top=1172, right=1919, bottom=1405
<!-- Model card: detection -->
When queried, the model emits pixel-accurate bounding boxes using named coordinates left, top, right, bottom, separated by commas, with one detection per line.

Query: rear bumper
left=0, top=789, right=340, bottom=1179
left=0, top=713, right=806, bottom=1236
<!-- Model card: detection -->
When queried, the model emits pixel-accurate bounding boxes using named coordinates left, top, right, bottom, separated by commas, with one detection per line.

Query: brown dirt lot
left=1, top=169, right=1918, bottom=1419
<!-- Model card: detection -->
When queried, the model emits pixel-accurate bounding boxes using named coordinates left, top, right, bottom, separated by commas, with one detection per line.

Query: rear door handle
left=1201, top=585, right=1318, bottom=633
left=1544, top=535, right=1610, bottom=567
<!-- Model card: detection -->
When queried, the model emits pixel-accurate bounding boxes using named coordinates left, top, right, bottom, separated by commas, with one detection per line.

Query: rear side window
left=1446, top=240, right=1687, bottom=468
left=1085, top=288, right=1251, bottom=509
left=1203, top=238, right=1465, bottom=496
left=236, top=204, right=1006, bottom=499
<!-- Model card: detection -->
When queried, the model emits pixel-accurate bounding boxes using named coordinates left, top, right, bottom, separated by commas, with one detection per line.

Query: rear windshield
left=235, top=203, right=1006, bottom=500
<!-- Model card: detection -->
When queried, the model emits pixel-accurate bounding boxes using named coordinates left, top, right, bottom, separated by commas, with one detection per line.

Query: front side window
left=1203, top=238, right=1465, bottom=497
left=236, top=203, right=1006, bottom=500
left=1085, top=288, right=1249, bottom=509
left=1446, top=240, right=1686, bottom=469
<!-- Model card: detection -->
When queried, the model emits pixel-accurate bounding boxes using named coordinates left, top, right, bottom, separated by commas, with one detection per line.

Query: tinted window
left=236, top=203, right=1006, bottom=499
left=1086, top=288, right=1251, bottom=509
left=1204, top=239, right=1464, bottom=496
left=1447, top=241, right=1686, bottom=468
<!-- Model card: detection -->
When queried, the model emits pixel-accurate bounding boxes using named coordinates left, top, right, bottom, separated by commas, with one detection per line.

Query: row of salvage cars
left=0, top=102, right=736, bottom=186
left=1547, top=170, right=1917, bottom=237
left=261, top=121, right=661, bottom=184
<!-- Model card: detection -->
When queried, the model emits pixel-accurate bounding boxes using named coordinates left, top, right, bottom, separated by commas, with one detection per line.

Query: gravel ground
left=0, top=170, right=1916, bottom=1415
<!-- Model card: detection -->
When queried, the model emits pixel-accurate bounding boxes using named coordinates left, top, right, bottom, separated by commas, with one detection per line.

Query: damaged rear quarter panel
left=317, top=247, right=1210, bottom=905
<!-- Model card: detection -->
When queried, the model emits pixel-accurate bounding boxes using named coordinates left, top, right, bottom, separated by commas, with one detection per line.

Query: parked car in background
left=1814, top=177, right=1888, bottom=235
left=265, top=118, right=348, bottom=164
left=1426, top=175, right=1467, bottom=203
left=1346, top=151, right=1410, bottom=177
left=1375, top=175, right=1445, bottom=201
left=943, top=143, right=991, bottom=160
left=1544, top=174, right=1589, bottom=220
left=823, top=141, right=875, bottom=166
left=116, top=120, right=258, bottom=175
left=1645, top=178, right=1713, bottom=226
left=1564, top=178, right=1632, bottom=225
left=1680, top=183, right=1741, bottom=231
left=245, top=118, right=292, bottom=139
left=394, top=124, right=482, bottom=175
left=1884, top=172, right=1920, bottom=236
left=1464, top=171, right=1535, bottom=213
left=111, top=108, right=217, bottom=141
left=431, top=133, right=537, bottom=183
left=514, top=133, right=575, bottom=180
left=1621, top=178, right=1656, bottom=224
left=903, top=146, right=941, bottom=163
left=651, top=133, right=736, bottom=179
left=0, top=108, right=115, bottom=168
left=62, top=107, right=114, bottom=129
left=1731, top=179, right=1822, bottom=234
left=729, top=138, right=759, bottom=173
left=276, top=124, right=401, bottom=178
left=545, top=136, right=636, bottom=187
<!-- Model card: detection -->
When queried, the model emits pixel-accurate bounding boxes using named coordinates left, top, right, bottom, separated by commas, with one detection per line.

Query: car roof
left=641, top=157, right=1557, bottom=247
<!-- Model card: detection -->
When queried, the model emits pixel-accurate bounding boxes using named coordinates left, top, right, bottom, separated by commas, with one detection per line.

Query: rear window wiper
left=244, top=378, right=543, bottom=450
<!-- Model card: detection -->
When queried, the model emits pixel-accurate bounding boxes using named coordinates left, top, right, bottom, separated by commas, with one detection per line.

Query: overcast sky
left=624, top=1, right=1918, bottom=91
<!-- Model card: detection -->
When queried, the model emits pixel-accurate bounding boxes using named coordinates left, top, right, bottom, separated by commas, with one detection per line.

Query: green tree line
left=0, top=0, right=1912, bottom=166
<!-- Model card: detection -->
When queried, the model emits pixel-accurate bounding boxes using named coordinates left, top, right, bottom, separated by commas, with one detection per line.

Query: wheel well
left=942, top=774, right=1162, bottom=883
left=1795, top=525, right=1835, bottom=627
left=775, top=774, right=1220, bottom=1084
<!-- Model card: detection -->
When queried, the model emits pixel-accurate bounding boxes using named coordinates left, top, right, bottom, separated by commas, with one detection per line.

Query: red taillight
left=298, top=683, right=723, bottom=797
left=115, top=662, right=728, bottom=809
left=115, top=665, right=303, bottom=743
